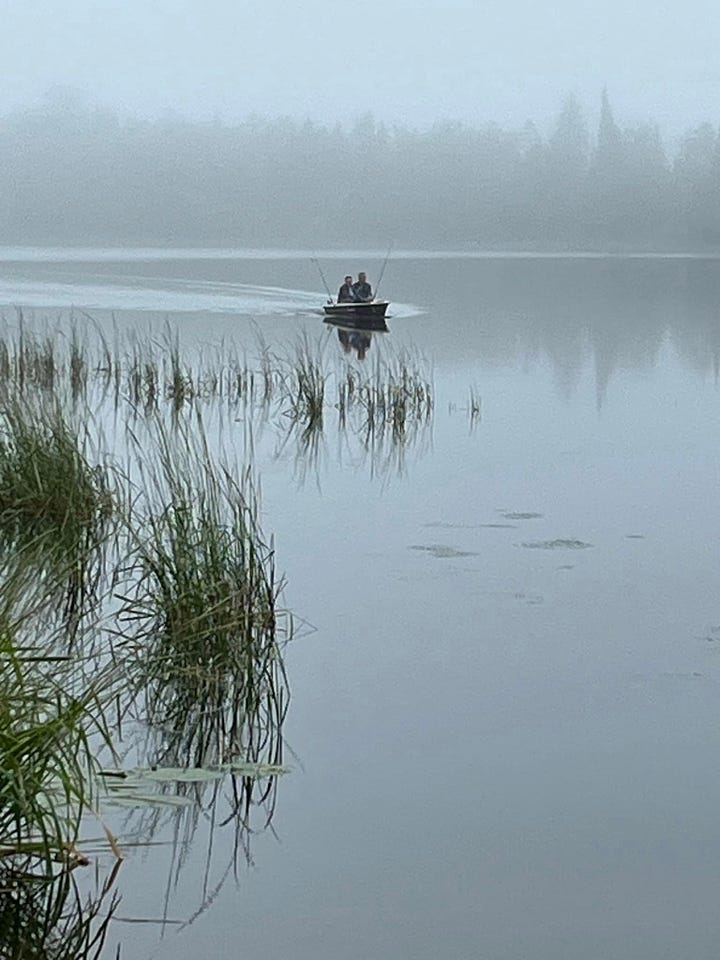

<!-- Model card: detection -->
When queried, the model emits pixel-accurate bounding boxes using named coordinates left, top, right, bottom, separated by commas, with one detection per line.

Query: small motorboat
left=323, top=299, right=390, bottom=324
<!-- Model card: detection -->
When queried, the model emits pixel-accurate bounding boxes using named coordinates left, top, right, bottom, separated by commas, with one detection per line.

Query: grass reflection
left=0, top=862, right=119, bottom=960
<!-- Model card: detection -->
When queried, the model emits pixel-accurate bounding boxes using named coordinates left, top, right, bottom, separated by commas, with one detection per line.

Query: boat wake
left=0, top=273, right=425, bottom=319
left=0, top=275, right=322, bottom=315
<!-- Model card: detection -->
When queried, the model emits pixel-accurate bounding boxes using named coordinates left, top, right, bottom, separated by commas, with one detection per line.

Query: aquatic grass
left=338, top=351, right=433, bottom=444
left=0, top=861, right=119, bottom=959
left=0, top=625, right=117, bottom=872
left=282, top=335, right=326, bottom=433
left=0, top=400, right=112, bottom=543
left=116, top=415, right=290, bottom=770
left=0, top=399, right=115, bottom=628
left=0, top=321, right=435, bottom=464
left=69, top=324, right=88, bottom=402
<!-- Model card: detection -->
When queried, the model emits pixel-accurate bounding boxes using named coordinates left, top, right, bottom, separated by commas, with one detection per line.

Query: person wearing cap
left=337, top=275, right=355, bottom=302
left=353, top=272, right=373, bottom=302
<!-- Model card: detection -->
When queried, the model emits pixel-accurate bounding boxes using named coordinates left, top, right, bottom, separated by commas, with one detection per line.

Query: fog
left=3, top=90, right=720, bottom=248
left=3, top=0, right=720, bottom=133
left=4, top=0, right=720, bottom=249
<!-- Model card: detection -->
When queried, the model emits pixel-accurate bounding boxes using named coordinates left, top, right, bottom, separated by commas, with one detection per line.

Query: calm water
left=4, top=250, right=720, bottom=959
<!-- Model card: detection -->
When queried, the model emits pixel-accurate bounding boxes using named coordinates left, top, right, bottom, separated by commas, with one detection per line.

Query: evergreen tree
left=550, top=93, right=588, bottom=171
left=595, top=87, right=624, bottom=172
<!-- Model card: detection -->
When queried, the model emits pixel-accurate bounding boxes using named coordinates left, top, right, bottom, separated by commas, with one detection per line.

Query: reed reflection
left=0, top=861, right=120, bottom=960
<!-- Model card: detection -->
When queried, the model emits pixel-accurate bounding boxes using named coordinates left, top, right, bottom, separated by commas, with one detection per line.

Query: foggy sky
left=3, top=0, right=720, bottom=134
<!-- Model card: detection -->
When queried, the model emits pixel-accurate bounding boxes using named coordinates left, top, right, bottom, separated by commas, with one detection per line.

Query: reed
left=284, top=335, right=326, bottom=432
left=0, top=399, right=115, bottom=627
left=0, top=619, right=113, bottom=871
left=117, top=415, right=290, bottom=770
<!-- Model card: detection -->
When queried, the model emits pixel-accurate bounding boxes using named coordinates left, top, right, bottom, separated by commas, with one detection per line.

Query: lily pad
left=103, top=793, right=195, bottom=809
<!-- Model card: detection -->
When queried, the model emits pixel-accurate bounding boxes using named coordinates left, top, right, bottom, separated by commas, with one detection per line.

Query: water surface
left=3, top=251, right=720, bottom=960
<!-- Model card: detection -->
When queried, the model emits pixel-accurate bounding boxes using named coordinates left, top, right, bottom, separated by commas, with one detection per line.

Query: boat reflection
left=326, top=317, right=389, bottom=361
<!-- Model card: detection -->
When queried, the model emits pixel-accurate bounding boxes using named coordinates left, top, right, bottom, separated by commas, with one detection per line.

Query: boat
left=322, top=299, right=390, bottom=324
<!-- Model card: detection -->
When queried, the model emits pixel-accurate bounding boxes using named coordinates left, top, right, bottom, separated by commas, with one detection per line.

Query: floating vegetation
left=468, top=387, right=481, bottom=424
left=520, top=539, right=593, bottom=550
left=409, top=543, right=479, bottom=558
left=514, top=592, right=544, bottom=605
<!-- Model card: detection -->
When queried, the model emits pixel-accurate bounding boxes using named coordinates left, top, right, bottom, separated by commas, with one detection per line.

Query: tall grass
left=0, top=588, right=115, bottom=870
left=117, top=415, right=290, bottom=770
left=0, top=399, right=115, bottom=628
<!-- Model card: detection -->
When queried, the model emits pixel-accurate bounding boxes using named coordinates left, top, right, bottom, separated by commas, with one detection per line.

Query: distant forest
left=4, top=90, right=720, bottom=249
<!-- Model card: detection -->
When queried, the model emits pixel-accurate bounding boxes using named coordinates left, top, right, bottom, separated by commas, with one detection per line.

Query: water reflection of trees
left=392, top=258, right=720, bottom=405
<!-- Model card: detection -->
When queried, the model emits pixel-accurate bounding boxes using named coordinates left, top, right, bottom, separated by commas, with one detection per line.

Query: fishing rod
left=311, top=256, right=334, bottom=303
left=374, top=241, right=394, bottom=300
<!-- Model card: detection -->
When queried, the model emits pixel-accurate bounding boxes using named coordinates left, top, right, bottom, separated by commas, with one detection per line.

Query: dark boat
left=323, top=299, right=390, bottom=324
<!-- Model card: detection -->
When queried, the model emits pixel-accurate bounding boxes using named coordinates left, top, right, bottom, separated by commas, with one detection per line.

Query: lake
left=3, top=249, right=720, bottom=960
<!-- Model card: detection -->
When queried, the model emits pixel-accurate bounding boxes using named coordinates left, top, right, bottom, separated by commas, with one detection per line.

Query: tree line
left=3, top=89, right=720, bottom=249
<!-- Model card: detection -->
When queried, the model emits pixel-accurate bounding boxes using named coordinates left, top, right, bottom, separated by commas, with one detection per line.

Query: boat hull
left=323, top=300, right=390, bottom=323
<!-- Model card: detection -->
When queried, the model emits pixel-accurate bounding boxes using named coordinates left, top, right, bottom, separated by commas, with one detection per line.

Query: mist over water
left=3, top=93, right=720, bottom=250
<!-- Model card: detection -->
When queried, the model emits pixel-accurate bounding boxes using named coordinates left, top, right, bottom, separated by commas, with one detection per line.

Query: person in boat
left=337, top=275, right=355, bottom=303
left=353, top=272, right=373, bottom=302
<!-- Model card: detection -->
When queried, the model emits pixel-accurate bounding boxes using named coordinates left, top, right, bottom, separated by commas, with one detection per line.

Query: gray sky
left=3, top=0, right=719, bottom=134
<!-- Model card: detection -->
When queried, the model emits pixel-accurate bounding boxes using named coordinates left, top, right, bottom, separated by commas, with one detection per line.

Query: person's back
left=337, top=275, right=355, bottom=303
left=353, top=272, right=372, bottom=302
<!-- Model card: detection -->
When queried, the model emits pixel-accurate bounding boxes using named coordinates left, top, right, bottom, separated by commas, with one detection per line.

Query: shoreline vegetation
left=0, top=316, right=438, bottom=954
left=4, top=91, right=720, bottom=250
